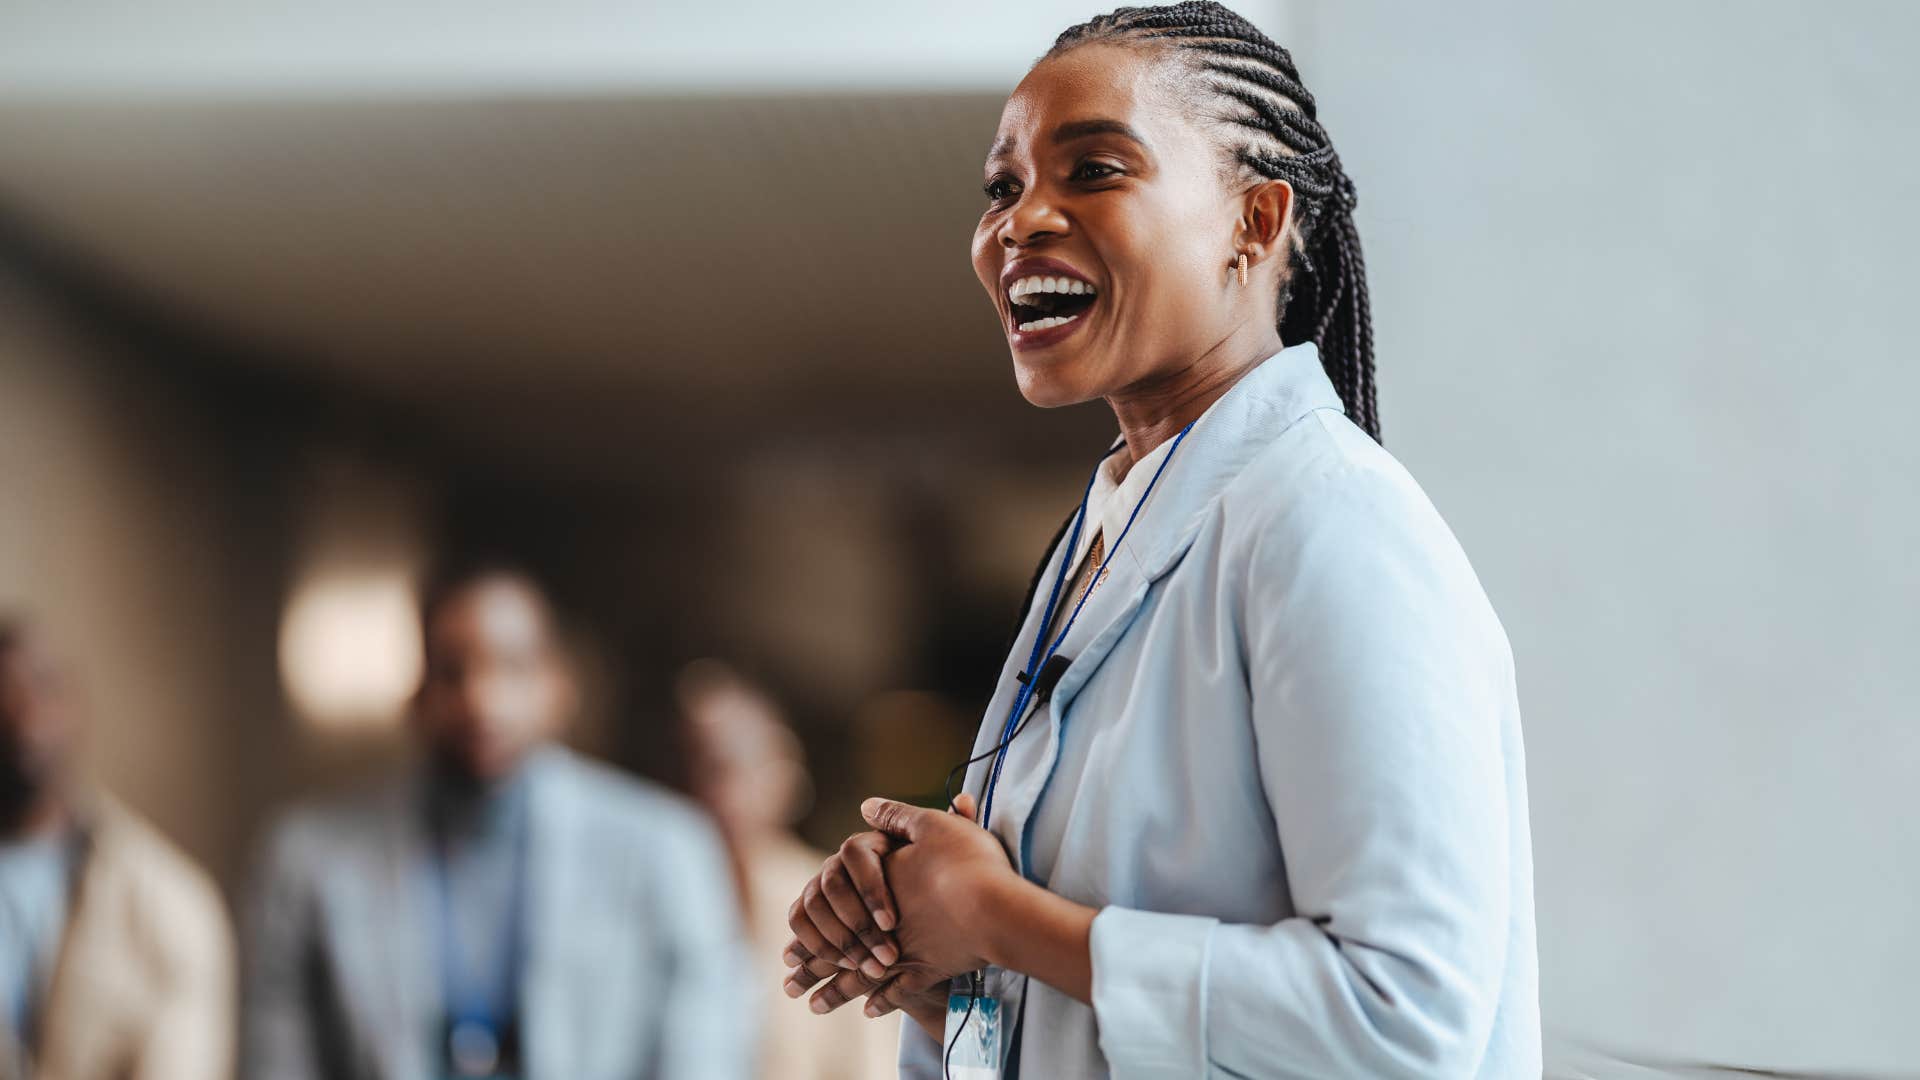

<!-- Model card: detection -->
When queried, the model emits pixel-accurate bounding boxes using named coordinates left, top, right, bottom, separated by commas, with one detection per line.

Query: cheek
left=971, top=227, right=1000, bottom=298
left=1110, top=210, right=1224, bottom=327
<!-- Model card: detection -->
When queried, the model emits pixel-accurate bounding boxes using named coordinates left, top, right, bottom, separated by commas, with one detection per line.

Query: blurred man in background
left=0, top=619, right=234, bottom=1080
left=678, top=661, right=896, bottom=1080
left=244, top=566, right=752, bottom=1080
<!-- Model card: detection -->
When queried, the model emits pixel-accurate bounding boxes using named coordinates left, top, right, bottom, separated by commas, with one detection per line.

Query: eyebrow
left=1051, top=118, right=1148, bottom=146
left=986, top=117, right=1151, bottom=164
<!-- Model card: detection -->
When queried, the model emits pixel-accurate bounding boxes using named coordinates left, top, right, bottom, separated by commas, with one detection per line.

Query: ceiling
left=0, top=90, right=1117, bottom=476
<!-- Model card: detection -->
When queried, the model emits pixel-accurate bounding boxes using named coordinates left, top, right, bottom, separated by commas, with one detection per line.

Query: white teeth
left=1007, top=274, right=1098, bottom=302
left=1016, top=313, right=1082, bottom=333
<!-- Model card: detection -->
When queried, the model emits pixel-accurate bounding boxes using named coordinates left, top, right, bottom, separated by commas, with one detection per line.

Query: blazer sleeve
left=1087, top=452, right=1516, bottom=1079
left=648, top=808, right=759, bottom=1080
left=240, top=820, right=327, bottom=1080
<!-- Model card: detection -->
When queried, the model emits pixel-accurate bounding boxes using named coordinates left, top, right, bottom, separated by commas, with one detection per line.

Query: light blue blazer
left=900, top=343, right=1540, bottom=1078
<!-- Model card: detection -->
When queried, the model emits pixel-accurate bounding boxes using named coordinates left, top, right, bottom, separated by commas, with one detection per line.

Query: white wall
left=1294, top=1, right=1920, bottom=1070
left=0, top=0, right=1289, bottom=97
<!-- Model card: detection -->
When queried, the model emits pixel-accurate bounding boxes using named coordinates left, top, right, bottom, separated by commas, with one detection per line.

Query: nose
left=449, top=671, right=491, bottom=727
left=999, top=190, right=1069, bottom=249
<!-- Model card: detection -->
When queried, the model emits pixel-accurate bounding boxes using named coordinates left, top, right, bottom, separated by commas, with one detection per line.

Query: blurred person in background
left=0, top=619, right=234, bottom=1080
left=677, top=661, right=895, bottom=1080
left=243, top=565, right=751, bottom=1080
left=781, top=4, right=1538, bottom=1077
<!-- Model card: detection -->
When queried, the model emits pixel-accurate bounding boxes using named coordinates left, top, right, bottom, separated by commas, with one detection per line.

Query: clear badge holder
left=941, top=970, right=1004, bottom=1080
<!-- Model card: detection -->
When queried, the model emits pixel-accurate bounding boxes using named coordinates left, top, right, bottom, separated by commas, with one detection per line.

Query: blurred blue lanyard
left=425, top=803, right=529, bottom=1079
left=979, top=420, right=1194, bottom=831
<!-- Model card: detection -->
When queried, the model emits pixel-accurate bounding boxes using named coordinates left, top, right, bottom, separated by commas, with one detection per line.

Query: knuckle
left=820, top=870, right=851, bottom=898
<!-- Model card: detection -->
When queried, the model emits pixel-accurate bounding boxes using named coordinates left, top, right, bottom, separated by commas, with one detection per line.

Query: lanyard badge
left=943, top=971, right=1006, bottom=1080
left=426, top=788, right=530, bottom=1080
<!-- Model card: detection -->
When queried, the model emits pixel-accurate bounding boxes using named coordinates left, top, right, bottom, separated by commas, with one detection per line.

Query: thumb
left=949, top=792, right=979, bottom=822
left=861, top=798, right=938, bottom=841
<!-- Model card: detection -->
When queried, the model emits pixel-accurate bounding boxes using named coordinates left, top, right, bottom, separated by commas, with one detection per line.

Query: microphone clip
left=1015, top=654, right=1073, bottom=704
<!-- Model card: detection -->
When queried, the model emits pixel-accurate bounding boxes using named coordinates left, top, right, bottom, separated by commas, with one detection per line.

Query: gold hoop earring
left=1236, top=252, right=1249, bottom=286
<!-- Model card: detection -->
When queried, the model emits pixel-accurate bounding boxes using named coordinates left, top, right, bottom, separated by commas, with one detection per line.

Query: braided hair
left=1046, top=2, right=1380, bottom=439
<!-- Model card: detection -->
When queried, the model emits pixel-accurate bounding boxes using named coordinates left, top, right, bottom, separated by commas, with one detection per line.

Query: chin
left=1012, top=354, right=1101, bottom=409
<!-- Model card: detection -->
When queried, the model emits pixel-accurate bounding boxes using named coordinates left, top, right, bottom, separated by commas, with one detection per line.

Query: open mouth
left=1007, top=274, right=1099, bottom=333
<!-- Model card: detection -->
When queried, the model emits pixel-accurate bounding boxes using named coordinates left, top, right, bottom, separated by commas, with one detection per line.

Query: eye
left=983, top=175, right=1020, bottom=203
left=1072, top=160, right=1123, bottom=182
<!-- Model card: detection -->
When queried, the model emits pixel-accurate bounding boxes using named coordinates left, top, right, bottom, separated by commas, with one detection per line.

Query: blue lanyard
left=426, top=800, right=530, bottom=1034
left=979, top=421, right=1195, bottom=830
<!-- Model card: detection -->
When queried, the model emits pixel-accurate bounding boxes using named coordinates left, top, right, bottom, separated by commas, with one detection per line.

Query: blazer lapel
left=989, top=343, right=1349, bottom=865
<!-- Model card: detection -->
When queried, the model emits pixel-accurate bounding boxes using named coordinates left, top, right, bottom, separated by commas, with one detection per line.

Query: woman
left=678, top=661, right=898, bottom=1080
left=781, top=4, right=1539, bottom=1077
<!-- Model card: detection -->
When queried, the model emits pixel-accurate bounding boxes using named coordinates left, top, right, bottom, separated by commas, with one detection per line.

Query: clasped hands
left=781, top=793, right=1017, bottom=1039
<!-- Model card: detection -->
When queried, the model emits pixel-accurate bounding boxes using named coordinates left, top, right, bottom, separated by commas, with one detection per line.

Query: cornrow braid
left=1046, top=2, right=1380, bottom=440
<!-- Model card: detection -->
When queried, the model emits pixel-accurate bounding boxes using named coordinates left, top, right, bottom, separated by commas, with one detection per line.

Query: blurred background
left=0, top=0, right=1914, bottom=1074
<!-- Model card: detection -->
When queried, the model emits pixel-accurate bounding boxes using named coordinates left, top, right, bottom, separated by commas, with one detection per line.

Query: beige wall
left=0, top=268, right=249, bottom=884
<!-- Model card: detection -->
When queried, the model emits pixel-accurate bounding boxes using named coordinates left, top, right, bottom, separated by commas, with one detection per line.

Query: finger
left=863, top=974, right=914, bottom=1018
left=807, top=965, right=877, bottom=1015
left=781, top=939, right=842, bottom=981
left=864, top=967, right=947, bottom=1019
left=781, top=954, right=840, bottom=998
left=841, top=831, right=900, bottom=935
left=861, top=797, right=937, bottom=842
left=802, top=870, right=871, bottom=973
left=780, top=937, right=816, bottom=970
left=786, top=890, right=847, bottom=971
left=821, top=861, right=893, bottom=978
left=951, top=792, right=979, bottom=822
left=783, top=933, right=837, bottom=968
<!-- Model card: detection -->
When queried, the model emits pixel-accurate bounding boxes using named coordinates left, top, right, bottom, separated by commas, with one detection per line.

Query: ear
left=1236, top=179, right=1294, bottom=270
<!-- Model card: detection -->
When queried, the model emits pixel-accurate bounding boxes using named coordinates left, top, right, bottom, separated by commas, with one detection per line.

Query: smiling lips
left=1002, top=260, right=1099, bottom=346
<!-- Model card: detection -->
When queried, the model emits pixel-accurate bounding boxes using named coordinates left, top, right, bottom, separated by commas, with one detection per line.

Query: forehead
left=428, top=579, right=552, bottom=652
left=990, top=43, right=1177, bottom=158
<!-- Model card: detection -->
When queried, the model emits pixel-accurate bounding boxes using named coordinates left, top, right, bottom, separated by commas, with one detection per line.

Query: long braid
left=1046, top=2, right=1381, bottom=440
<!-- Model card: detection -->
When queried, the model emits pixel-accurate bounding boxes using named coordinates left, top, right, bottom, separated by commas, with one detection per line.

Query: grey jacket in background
left=242, top=747, right=753, bottom=1080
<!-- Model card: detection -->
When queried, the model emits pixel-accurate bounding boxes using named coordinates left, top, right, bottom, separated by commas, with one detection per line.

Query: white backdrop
left=1298, top=1, right=1920, bottom=1071
left=0, top=0, right=1288, bottom=96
